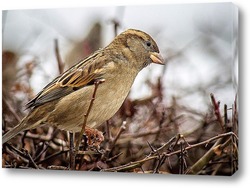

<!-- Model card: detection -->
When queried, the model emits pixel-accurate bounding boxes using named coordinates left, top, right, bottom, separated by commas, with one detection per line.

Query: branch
left=210, top=93, right=225, bottom=132
left=75, top=79, right=105, bottom=153
left=54, top=39, right=64, bottom=74
left=102, top=121, right=126, bottom=160
left=109, top=121, right=127, bottom=152
left=163, top=132, right=238, bottom=158
left=69, top=132, right=75, bottom=170
left=102, top=132, right=237, bottom=173
left=184, top=134, right=236, bottom=174
left=2, top=96, right=21, bottom=122
left=101, top=156, right=158, bottom=172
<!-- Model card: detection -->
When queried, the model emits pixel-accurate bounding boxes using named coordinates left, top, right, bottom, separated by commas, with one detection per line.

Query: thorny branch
left=102, top=131, right=238, bottom=172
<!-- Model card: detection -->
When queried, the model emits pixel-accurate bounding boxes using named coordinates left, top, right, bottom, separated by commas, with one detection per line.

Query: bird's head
left=109, top=29, right=164, bottom=70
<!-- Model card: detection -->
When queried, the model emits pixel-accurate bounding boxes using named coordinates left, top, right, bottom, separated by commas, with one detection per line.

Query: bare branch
left=54, top=39, right=64, bottom=74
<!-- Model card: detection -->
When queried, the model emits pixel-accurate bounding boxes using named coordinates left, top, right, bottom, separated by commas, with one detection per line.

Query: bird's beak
left=150, top=52, right=165, bottom=65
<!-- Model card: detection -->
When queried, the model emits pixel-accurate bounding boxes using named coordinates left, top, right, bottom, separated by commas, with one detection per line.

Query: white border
left=1, top=0, right=248, bottom=188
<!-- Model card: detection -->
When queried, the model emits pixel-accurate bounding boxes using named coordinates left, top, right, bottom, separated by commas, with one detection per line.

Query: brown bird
left=2, top=29, right=164, bottom=144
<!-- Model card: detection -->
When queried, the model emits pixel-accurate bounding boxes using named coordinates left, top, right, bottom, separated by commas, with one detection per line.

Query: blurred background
left=2, top=3, right=238, bottom=110
left=2, top=3, right=238, bottom=174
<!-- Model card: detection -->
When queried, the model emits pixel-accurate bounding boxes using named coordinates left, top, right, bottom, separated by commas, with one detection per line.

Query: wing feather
left=26, top=49, right=107, bottom=109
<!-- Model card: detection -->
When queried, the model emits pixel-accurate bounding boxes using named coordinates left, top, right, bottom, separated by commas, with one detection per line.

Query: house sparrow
left=2, top=29, right=164, bottom=144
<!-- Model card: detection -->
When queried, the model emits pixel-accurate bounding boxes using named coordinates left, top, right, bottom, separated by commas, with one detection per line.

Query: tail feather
left=3, top=105, right=51, bottom=144
left=3, top=120, right=28, bottom=144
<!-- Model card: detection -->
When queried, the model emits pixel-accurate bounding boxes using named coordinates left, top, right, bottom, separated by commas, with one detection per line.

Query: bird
left=2, top=28, right=164, bottom=144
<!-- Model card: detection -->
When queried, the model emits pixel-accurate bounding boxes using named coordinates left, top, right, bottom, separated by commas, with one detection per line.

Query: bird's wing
left=26, top=49, right=107, bottom=109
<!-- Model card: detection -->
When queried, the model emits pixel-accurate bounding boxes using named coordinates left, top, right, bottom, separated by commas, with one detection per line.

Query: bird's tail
left=2, top=119, right=28, bottom=144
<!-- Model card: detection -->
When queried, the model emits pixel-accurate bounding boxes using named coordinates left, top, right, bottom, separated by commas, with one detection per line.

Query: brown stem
left=47, top=165, right=68, bottom=170
left=109, top=121, right=127, bottom=151
left=2, top=96, right=21, bottom=122
left=69, top=132, right=75, bottom=170
left=54, top=39, right=64, bottom=74
left=224, top=104, right=228, bottom=129
left=37, top=150, right=69, bottom=165
left=210, top=93, right=225, bottom=132
left=185, top=136, right=235, bottom=174
left=25, top=151, right=39, bottom=169
left=75, top=79, right=105, bottom=153
left=102, top=156, right=158, bottom=172
left=102, top=121, right=126, bottom=160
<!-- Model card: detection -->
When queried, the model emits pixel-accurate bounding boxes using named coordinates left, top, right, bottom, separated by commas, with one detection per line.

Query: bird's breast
left=49, top=68, right=137, bottom=132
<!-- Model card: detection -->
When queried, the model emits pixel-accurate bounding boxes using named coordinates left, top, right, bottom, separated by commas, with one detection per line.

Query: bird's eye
left=146, top=41, right=151, bottom=47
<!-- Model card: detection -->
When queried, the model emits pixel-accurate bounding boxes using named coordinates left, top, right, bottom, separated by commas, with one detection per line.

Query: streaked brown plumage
left=2, top=29, right=164, bottom=144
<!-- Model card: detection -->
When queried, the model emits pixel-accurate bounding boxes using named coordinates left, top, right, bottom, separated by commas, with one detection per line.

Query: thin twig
left=186, top=135, right=235, bottom=174
left=75, top=79, right=105, bottom=153
left=106, top=152, right=123, bottom=162
left=2, top=96, right=21, bottom=122
left=179, top=142, right=187, bottom=174
left=120, top=128, right=159, bottom=139
left=224, top=104, right=228, bottom=129
left=34, top=142, right=50, bottom=162
left=105, top=120, right=111, bottom=142
left=4, top=144, right=29, bottom=164
left=69, top=132, right=75, bottom=170
left=109, top=121, right=127, bottom=152
left=153, top=136, right=176, bottom=153
left=54, top=39, right=64, bottom=74
left=25, top=151, right=39, bottom=169
left=47, top=165, right=68, bottom=170
left=110, top=19, right=120, bottom=36
left=153, top=155, right=166, bottom=173
left=102, top=121, right=126, bottom=160
left=37, top=150, right=69, bottom=165
left=102, top=156, right=158, bottom=172
left=5, top=143, right=28, bottom=159
left=210, top=93, right=225, bottom=132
